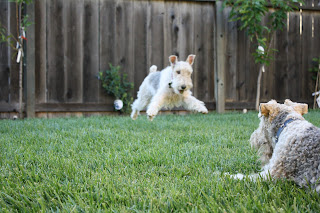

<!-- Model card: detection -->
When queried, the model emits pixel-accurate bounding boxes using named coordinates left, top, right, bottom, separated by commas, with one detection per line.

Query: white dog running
left=131, top=55, right=208, bottom=121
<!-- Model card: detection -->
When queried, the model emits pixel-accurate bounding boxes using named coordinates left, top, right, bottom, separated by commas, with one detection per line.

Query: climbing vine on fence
left=223, top=0, right=304, bottom=110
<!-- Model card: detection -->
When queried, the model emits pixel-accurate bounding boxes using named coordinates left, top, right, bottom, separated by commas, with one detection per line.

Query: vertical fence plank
left=26, top=1, right=35, bottom=117
left=0, top=1, right=9, bottom=104
left=274, top=23, right=289, bottom=100
left=35, top=0, right=47, bottom=104
left=287, top=12, right=302, bottom=101
left=46, top=0, right=65, bottom=103
left=215, top=1, right=226, bottom=113
left=64, top=0, right=84, bottom=103
left=207, top=4, right=215, bottom=103
left=193, top=3, right=215, bottom=102
left=164, top=1, right=179, bottom=58
left=224, top=7, right=238, bottom=103
left=9, top=2, right=19, bottom=107
left=301, top=11, right=314, bottom=101
left=114, top=0, right=134, bottom=86
left=83, top=0, right=100, bottom=103
left=236, top=27, right=247, bottom=102
left=177, top=2, right=194, bottom=60
left=133, top=1, right=148, bottom=94
left=147, top=1, right=165, bottom=70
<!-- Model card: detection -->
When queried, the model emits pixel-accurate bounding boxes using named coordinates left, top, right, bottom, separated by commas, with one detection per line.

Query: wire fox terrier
left=131, top=55, right=208, bottom=121
left=231, top=99, right=320, bottom=192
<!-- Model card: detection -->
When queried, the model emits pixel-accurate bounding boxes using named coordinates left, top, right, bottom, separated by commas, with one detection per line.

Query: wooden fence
left=0, top=0, right=320, bottom=118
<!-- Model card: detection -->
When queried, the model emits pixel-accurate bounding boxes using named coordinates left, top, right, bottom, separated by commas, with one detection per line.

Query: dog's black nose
left=181, top=85, right=186, bottom=90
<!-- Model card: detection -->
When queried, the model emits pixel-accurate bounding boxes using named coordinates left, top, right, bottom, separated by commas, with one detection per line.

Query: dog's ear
left=284, top=99, right=308, bottom=115
left=260, top=102, right=281, bottom=120
left=260, top=103, right=271, bottom=117
left=186, top=55, right=196, bottom=65
left=169, top=55, right=178, bottom=66
left=292, top=103, right=308, bottom=115
left=260, top=100, right=278, bottom=117
left=260, top=102, right=277, bottom=117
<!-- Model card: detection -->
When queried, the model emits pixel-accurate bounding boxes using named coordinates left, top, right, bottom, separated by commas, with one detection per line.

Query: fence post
left=26, top=1, right=35, bottom=118
left=215, top=1, right=226, bottom=113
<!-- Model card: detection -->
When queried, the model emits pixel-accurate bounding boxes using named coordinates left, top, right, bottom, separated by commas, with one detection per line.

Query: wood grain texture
left=1, top=0, right=320, bottom=114
left=26, top=1, right=36, bottom=117
left=64, top=0, right=84, bottom=103
left=215, top=1, right=226, bottom=112
left=8, top=2, right=19, bottom=105
left=46, top=0, right=65, bottom=102
left=0, top=1, right=9, bottom=103
left=193, top=3, right=214, bottom=102
left=35, top=0, right=47, bottom=103
left=287, top=12, right=302, bottom=101
left=83, top=0, right=100, bottom=103
left=133, top=0, right=148, bottom=94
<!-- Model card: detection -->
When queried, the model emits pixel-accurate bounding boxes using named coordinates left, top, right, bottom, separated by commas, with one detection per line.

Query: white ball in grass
left=114, top=99, right=123, bottom=111
left=243, top=109, right=247, bottom=114
left=13, top=115, right=18, bottom=120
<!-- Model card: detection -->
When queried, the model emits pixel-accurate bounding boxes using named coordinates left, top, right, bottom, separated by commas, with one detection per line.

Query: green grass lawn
left=0, top=111, right=320, bottom=212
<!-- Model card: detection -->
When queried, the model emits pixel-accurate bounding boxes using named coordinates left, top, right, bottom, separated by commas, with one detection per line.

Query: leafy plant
left=98, top=64, right=134, bottom=113
left=309, top=57, right=320, bottom=80
left=0, top=0, right=33, bottom=119
left=223, top=0, right=304, bottom=110
left=0, top=0, right=33, bottom=51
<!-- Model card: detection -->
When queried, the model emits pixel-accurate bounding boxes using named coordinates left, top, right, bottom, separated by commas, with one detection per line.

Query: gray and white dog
left=131, top=55, right=208, bottom=121
left=232, top=99, right=320, bottom=192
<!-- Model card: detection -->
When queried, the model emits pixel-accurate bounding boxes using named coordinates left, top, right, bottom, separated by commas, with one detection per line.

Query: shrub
left=98, top=64, right=134, bottom=113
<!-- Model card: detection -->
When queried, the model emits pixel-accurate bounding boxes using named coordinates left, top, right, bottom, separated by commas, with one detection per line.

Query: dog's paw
left=131, top=114, right=138, bottom=120
left=147, top=115, right=154, bottom=121
left=225, top=173, right=245, bottom=180
left=199, top=107, right=208, bottom=114
left=130, top=110, right=139, bottom=120
left=201, top=109, right=208, bottom=114
left=146, top=108, right=158, bottom=120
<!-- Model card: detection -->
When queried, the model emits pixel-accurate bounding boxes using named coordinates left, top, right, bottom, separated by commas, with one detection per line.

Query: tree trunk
left=313, top=64, right=320, bottom=109
left=255, top=64, right=264, bottom=111
left=18, top=3, right=23, bottom=118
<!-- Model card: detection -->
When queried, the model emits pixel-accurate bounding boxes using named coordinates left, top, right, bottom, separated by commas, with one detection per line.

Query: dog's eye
left=176, top=71, right=181, bottom=74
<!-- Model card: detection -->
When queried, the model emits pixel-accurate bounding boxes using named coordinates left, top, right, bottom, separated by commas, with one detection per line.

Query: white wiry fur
left=131, top=55, right=208, bottom=121
left=230, top=99, right=320, bottom=192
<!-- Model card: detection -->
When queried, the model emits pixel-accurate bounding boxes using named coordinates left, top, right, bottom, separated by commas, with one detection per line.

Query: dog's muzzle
left=179, top=85, right=187, bottom=94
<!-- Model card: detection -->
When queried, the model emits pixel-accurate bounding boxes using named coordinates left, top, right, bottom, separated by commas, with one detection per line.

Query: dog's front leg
left=183, top=95, right=208, bottom=114
left=146, top=93, right=167, bottom=121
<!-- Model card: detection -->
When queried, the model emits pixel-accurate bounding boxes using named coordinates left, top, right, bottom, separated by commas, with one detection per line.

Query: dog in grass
left=131, top=55, right=208, bottom=121
left=231, top=99, right=320, bottom=192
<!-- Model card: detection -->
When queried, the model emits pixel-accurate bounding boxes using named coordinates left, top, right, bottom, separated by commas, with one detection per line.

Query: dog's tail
left=149, top=65, right=157, bottom=73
